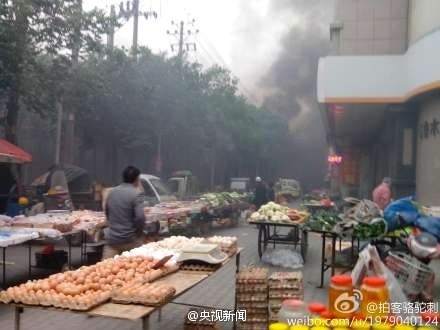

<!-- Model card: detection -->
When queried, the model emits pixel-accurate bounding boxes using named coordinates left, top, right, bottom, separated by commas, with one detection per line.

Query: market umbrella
left=31, top=164, right=91, bottom=193
left=0, top=139, right=32, bottom=164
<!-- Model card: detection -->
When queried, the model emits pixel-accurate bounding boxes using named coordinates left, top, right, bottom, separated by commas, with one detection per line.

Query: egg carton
left=236, top=306, right=267, bottom=315
left=236, top=293, right=268, bottom=303
left=268, top=290, right=304, bottom=299
left=268, top=272, right=302, bottom=285
left=236, top=268, right=268, bottom=284
left=236, top=301, right=268, bottom=309
left=112, top=282, right=176, bottom=306
left=180, top=263, right=221, bottom=272
left=238, top=310, right=268, bottom=319
left=235, top=284, right=267, bottom=293
left=268, top=283, right=303, bottom=290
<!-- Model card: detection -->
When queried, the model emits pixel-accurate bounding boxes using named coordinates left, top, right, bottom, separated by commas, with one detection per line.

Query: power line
left=195, top=36, right=259, bottom=105
left=167, top=18, right=198, bottom=59
left=196, top=33, right=260, bottom=104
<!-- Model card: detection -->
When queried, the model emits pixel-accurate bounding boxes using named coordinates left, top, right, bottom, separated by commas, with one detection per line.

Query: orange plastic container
left=328, top=275, right=354, bottom=319
left=359, top=277, right=389, bottom=319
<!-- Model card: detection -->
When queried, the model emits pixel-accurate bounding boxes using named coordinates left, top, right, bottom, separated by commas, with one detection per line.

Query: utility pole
left=108, top=1, right=158, bottom=59
left=167, top=19, right=199, bottom=61
left=132, top=0, right=139, bottom=59
left=107, top=5, right=116, bottom=50
left=178, top=21, right=184, bottom=59
left=61, top=0, right=82, bottom=165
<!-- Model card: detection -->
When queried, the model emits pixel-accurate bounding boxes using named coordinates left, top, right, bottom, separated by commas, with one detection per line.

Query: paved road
left=1, top=221, right=439, bottom=330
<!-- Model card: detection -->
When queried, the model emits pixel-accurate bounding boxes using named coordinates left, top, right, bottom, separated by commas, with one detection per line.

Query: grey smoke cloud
left=259, top=0, right=334, bottom=189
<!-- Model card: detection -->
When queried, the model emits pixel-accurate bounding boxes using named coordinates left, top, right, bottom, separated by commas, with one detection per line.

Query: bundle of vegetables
left=249, top=202, right=290, bottom=222
left=306, top=210, right=342, bottom=232
left=352, top=218, right=387, bottom=239
left=198, top=192, right=248, bottom=208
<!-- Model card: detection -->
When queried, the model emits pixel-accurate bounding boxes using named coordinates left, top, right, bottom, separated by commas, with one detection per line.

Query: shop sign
left=419, top=117, right=440, bottom=140
left=328, top=154, right=343, bottom=164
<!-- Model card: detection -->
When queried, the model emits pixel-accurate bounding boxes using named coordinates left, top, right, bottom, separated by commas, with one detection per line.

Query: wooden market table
left=11, top=248, right=242, bottom=330
left=249, top=220, right=308, bottom=261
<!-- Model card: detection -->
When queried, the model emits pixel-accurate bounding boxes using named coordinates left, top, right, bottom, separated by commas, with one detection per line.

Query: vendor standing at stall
left=102, top=166, right=146, bottom=259
left=372, top=177, right=392, bottom=210
left=253, top=177, right=268, bottom=210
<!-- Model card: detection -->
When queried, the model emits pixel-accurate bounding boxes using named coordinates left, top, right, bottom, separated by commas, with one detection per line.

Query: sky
left=83, top=0, right=306, bottom=103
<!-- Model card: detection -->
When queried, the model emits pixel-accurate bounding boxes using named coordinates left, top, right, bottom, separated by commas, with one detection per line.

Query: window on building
left=402, top=128, right=413, bottom=166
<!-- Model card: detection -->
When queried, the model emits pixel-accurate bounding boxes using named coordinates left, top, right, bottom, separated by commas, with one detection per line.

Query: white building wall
left=408, top=0, right=440, bottom=45
left=416, top=97, right=440, bottom=206
left=334, top=0, right=408, bottom=55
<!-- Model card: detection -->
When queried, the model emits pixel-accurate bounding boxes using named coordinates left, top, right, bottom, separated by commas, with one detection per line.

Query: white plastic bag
left=352, top=244, right=413, bottom=318
left=261, top=248, right=304, bottom=269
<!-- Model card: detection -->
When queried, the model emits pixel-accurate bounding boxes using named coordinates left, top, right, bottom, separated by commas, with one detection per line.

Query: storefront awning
left=0, top=139, right=32, bottom=164
left=317, top=29, right=440, bottom=104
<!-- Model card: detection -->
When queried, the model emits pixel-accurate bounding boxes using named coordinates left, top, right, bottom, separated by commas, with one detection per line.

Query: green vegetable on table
left=306, top=210, right=341, bottom=231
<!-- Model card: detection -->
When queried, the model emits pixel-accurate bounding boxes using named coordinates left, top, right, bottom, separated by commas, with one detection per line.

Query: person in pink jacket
left=372, top=177, right=392, bottom=210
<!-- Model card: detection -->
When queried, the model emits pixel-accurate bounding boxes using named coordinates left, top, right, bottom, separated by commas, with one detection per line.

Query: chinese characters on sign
left=419, top=117, right=440, bottom=139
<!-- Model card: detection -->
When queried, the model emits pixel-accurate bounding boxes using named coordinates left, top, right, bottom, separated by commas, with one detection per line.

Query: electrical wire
left=197, top=33, right=260, bottom=104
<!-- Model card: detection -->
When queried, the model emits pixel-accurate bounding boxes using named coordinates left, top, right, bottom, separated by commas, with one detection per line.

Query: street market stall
left=144, top=192, right=250, bottom=236
left=248, top=202, right=309, bottom=259
left=0, top=235, right=242, bottom=330
left=0, top=210, right=106, bottom=288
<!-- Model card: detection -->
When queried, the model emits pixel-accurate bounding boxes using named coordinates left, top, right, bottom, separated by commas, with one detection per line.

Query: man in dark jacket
left=102, top=166, right=146, bottom=259
left=253, top=176, right=268, bottom=210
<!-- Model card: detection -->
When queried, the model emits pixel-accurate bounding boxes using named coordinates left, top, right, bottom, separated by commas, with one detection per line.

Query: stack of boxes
left=236, top=268, right=269, bottom=330
left=268, top=272, right=304, bottom=323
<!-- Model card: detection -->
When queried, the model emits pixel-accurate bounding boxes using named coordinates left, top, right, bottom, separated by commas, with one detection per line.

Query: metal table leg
left=233, top=250, right=241, bottom=330
left=257, top=225, right=266, bottom=258
left=331, top=234, right=337, bottom=276
left=14, top=306, right=23, bottom=330
left=28, top=242, right=32, bottom=278
left=1, top=247, right=5, bottom=288
left=67, top=234, right=72, bottom=270
left=157, top=308, right=162, bottom=322
left=82, top=230, right=87, bottom=265
left=235, top=251, right=241, bottom=273
left=318, top=233, right=326, bottom=288
left=142, top=315, right=149, bottom=330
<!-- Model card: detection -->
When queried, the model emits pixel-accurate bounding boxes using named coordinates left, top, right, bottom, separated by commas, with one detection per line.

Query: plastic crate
left=385, top=251, right=434, bottom=296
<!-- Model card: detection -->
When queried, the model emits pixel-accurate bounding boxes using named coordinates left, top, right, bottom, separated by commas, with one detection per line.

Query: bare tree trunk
left=5, top=88, right=19, bottom=143
left=210, top=149, right=216, bottom=190
left=5, top=1, right=27, bottom=143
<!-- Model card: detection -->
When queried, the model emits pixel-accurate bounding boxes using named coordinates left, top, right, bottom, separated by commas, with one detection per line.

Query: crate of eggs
left=236, top=268, right=268, bottom=330
left=268, top=272, right=303, bottom=322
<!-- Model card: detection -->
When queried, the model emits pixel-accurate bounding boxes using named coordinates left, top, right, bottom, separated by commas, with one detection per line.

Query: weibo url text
left=288, top=316, right=439, bottom=327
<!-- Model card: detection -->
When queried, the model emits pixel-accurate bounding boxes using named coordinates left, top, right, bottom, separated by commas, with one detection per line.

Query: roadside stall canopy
left=0, top=139, right=32, bottom=164
left=31, top=164, right=92, bottom=194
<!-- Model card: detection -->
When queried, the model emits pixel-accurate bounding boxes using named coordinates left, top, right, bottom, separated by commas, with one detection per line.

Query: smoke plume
left=255, top=0, right=334, bottom=189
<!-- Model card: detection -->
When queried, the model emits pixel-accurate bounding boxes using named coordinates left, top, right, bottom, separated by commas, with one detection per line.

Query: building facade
left=318, top=0, right=440, bottom=205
